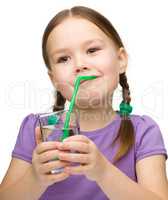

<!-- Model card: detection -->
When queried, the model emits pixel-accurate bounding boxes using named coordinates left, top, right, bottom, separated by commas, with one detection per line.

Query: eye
left=57, top=56, right=69, bottom=63
left=87, top=47, right=101, bottom=54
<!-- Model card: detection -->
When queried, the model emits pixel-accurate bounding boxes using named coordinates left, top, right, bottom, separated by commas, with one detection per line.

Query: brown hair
left=42, top=6, right=135, bottom=163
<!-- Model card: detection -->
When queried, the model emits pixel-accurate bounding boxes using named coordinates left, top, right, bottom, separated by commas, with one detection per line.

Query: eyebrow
left=50, top=38, right=104, bottom=57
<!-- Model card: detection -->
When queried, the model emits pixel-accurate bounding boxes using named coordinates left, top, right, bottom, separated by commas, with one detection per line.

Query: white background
left=0, top=0, right=168, bottom=182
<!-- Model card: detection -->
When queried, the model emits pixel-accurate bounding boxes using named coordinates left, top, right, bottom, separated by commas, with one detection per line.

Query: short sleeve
left=135, top=115, right=167, bottom=162
left=12, top=114, right=39, bottom=164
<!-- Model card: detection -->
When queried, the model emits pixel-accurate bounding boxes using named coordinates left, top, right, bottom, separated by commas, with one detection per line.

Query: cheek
left=107, top=65, right=119, bottom=91
left=51, top=68, right=69, bottom=86
left=56, top=81, right=73, bottom=102
left=59, top=87, right=72, bottom=102
left=99, top=54, right=120, bottom=90
left=95, top=50, right=119, bottom=71
left=50, top=70, right=73, bottom=101
left=97, top=53, right=119, bottom=77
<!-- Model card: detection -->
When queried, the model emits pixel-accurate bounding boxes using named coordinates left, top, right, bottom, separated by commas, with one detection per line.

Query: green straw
left=61, top=75, right=97, bottom=141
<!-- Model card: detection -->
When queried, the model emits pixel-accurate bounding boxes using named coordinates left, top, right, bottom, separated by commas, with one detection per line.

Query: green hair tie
left=48, top=115, right=59, bottom=125
left=119, top=102, right=133, bottom=116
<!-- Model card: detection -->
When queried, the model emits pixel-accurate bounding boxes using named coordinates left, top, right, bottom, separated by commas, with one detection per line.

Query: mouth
left=80, top=76, right=101, bottom=86
left=80, top=79, right=89, bottom=84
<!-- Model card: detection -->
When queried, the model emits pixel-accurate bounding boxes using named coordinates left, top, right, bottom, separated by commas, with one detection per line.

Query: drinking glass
left=38, top=109, right=80, bottom=174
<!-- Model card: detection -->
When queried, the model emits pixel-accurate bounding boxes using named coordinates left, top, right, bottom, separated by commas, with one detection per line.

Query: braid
left=119, top=72, right=131, bottom=104
left=53, top=91, right=66, bottom=112
left=112, top=72, right=135, bottom=163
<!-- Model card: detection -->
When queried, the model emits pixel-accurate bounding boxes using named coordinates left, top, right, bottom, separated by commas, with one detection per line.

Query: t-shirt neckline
left=80, top=110, right=121, bottom=135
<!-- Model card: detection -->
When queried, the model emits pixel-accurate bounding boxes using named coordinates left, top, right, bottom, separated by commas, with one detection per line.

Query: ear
left=117, top=47, right=128, bottom=74
left=48, top=70, right=56, bottom=87
left=48, top=70, right=53, bottom=81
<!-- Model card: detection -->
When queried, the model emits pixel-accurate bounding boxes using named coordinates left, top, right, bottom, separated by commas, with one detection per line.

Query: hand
left=56, top=135, right=110, bottom=181
left=32, top=127, right=71, bottom=187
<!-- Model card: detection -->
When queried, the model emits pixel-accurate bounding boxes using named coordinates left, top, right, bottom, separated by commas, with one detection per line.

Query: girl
left=0, top=6, right=168, bottom=200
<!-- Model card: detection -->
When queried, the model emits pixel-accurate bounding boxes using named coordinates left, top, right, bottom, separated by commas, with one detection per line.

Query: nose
left=75, top=65, right=88, bottom=73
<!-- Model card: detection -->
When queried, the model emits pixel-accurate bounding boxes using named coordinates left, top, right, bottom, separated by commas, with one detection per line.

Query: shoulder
left=19, top=113, right=39, bottom=131
left=129, top=113, right=158, bottom=128
left=129, top=114, right=161, bottom=138
left=129, top=113, right=162, bottom=141
left=12, top=113, right=41, bottom=162
left=19, top=112, right=45, bottom=127
left=21, top=113, right=38, bottom=123
left=129, top=114, right=167, bottom=162
left=16, top=113, right=40, bottom=146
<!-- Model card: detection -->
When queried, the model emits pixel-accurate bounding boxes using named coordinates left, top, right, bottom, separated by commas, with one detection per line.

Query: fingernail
left=51, top=156, right=59, bottom=161
left=65, top=167, right=71, bottom=173
left=58, top=143, right=63, bottom=148
left=55, top=142, right=62, bottom=147
left=55, top=141, right=60, bottom=145
left=63, top=138, right=69, bottom=142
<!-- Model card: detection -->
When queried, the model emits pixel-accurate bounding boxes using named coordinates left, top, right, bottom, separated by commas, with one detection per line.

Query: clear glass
left=38, top=109, right=80, bottom=174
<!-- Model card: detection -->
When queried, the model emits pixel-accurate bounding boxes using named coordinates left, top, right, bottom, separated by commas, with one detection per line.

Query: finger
left=40, top=160, right=71, bottom=174
left=39, top=149, right=60, bottom=163
left=64, top=164, right=90, bottom=175
left=57, top=141, right=90, bottom=153
left=63, top=135, right=90, bottom=143
left=35, top=127, right=43, bottom=145
left=36, top=141, right=59, bottom=154
left=58, top=152, right=90, bottom=164
left=46, top=171, right=69, bottom=184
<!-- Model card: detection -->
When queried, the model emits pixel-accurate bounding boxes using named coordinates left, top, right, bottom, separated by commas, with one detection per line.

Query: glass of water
left=38, top=109, right=80, bottom=174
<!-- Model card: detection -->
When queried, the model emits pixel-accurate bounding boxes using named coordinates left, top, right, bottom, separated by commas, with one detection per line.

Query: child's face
left=47, top=17, right=127, bottom=109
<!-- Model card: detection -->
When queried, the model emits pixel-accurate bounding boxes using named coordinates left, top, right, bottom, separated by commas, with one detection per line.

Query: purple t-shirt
left=12, top=112, right=167, bottom=200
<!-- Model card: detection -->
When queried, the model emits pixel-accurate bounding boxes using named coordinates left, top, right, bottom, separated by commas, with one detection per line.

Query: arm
left=0, top=127, right=71, bottom=200
left=96, top=155, right=168, bottom=200
left=0, top=158, right=47, bottom=200
left=55, top=135, right=168, bottom=200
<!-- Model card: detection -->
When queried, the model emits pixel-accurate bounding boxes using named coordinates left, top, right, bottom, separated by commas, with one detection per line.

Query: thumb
left=35, top=127, right=43, bottom=145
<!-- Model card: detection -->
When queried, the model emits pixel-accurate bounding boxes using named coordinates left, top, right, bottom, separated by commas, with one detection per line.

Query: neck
left=74, top=106, right=117, bottom=132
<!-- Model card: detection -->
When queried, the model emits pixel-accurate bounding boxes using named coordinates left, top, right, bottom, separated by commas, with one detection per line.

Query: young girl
left=0, top=6, right=168, bottom=200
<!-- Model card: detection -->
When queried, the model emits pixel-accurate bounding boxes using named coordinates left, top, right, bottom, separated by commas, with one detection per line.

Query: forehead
left=47, top=17, right=115, bottom=53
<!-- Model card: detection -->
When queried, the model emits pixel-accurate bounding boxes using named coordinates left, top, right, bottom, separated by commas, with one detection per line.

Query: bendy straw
left=61, top=75, right=97, bottom=141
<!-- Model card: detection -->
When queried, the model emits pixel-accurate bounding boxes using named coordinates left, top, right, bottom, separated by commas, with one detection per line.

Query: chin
left=75, top=93, right=106, bottom=110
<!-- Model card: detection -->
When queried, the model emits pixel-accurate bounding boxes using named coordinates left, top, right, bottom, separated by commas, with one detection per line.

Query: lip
left=80, top=76, right=101, bottom=86
left=72, top=74, right=102, bottom=87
